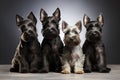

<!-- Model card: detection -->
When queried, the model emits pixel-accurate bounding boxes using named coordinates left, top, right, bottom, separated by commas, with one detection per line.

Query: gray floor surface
left=0, top=65, right=120, bottom=80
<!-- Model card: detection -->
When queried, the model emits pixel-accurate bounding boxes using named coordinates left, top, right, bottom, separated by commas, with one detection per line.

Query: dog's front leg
left=82, top=42, right=92, bottom=73
left=61, top=60, right=71, bottom=74
left=19, top=55, right=29, bottom=73
left=10, top=51, right=19, bottom=72
left=84, top=54, right=92, bottom=73
left=39, top=54, right=49, bottom=73
left=74, top=56, right=84, bottom=74
left=52, top=46, right=62, bottom=72
left=30, top=55, right=40, bottom=73
left=96, top=46, right=111, bottom=73
left=39, top=44, right=50, bottom=73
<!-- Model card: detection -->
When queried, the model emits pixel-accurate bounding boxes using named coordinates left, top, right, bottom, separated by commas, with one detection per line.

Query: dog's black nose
left=49, top=29, right=54, bottom=32
left=93, top=32, right=97, bottom=35
left=27, top=30, right=34, bottom=35
left=92, top=31, right=99, bottom=37
left=70, top=37, right=74, bottom=41
left=49, top=27, right=56, bottom=32
left=92, top=31, right=98, bottom=35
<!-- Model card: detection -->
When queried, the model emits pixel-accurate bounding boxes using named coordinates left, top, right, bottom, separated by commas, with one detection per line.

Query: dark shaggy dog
left=10, top=12, right=41, bottom=73
left=39, top=8, right=63, bottom=72
left=82, top=14, right=111, bottom=73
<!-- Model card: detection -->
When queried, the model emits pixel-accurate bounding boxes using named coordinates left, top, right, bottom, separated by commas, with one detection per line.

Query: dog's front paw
left=30, top=68, right=38, bottom=73
left=20, top=68, right=28, bottom=73
left=75, top=70, right=84, bottom=74
left=84, top=68, right=92, bottom=73
left=39, top=68, right=49, bottom=73
left=74, top=67, right=84, bottom=74
left=10, top=67, right=19, bottom=72
left=99, top=68, right=111, bottom=73
left=61, top=69, right=70, bottom=74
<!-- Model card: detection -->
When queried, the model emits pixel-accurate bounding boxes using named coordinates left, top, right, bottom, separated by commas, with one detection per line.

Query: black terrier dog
left=82, top=14, right=111, bottom=73
left=40, top=8, right=63, bottom=72
left=10, top=12, right=41, bottom=73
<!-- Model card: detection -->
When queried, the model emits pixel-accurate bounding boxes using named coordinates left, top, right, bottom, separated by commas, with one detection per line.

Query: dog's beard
left=64, top=36, right=80, bottom=47
left=42, top=29, right=59, bottom=39
left=21, top=33, right=36, bottom=42
left=86, top=32, right=101, bottom=42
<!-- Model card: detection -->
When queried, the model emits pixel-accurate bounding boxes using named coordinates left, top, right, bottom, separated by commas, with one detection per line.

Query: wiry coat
left=10, top=12, right=41, bottom=73
left=39, top=8, right=63, bottom=72
left=82, top=14, right=111, bottom=73
left=61, top=21, right=84, bottom=74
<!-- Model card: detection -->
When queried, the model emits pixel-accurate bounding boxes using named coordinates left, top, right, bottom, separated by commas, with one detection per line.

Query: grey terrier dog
left=10, top=12, right=41, bottom=73
left=61, top=21, right=85, bottom=74
left=82, top=14, right=111, bottom=73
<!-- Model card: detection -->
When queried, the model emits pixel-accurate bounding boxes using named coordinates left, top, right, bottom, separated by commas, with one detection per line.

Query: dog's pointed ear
left=40, top=8, right=48, bottom=22
left=53, top=8, right=61, bottom=21
left=16, top=14, right=23, bottom=26
left=75, top=20, right=82, bottom=32
left=62, top=21, right=68, bottom=33
left=27, top=12, right=37, bottom=25
left=83, top=14, right=90, bottom=27
left=97, top=13, right=104, bottom=27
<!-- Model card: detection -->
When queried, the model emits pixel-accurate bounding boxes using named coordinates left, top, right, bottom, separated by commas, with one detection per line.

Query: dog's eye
left=99, top=28, right=102, bottom=32
left=43, top=21, right=49, bottom=27
left=87, top=27, right=92, bottom=31
left=33, top=27, right=37, bottom=32
left=51, top=20, right=56, bottom=23
left=65, top=30, right=70, bottom=35
left=95, top=23, right=99, bottom=27
left=89, top=24, right=93, bottom=27
left=73, top=31, right=78, bottom=34
left=28, top=23, right=34, bottom=27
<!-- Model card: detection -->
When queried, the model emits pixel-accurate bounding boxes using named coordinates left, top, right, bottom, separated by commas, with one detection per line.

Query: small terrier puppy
left=82, top=14, right=111, bottom=73
left=10, top=12, right=41, bottom=73
left=61, top=21, right=85, bottom=74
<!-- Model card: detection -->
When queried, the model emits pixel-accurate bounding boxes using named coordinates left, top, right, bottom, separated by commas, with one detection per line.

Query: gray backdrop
left=0, top=0, right=120, bottom=64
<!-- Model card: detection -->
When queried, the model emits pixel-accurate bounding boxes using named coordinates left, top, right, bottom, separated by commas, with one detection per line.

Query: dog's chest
left=63, top=46, right=83, bottom=65
left=69, top=53, right=80, bottom=64
left=47, top=38, right=61, bottom=52
left=21, top=43, right=38, bottom=62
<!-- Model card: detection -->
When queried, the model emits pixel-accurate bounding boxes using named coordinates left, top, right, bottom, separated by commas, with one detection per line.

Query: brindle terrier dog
left=61, top=21, right=85, bottom=74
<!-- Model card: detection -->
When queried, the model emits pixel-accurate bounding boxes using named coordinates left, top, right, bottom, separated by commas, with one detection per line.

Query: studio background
left=0, top=0, right=120, bottom=64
